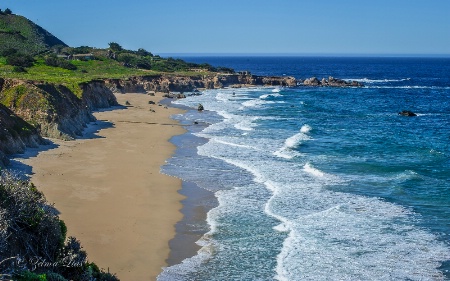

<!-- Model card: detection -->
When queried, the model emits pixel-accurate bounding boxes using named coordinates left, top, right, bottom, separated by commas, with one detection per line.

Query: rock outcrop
left=398, top=110, right=417, bottom=117
left=105, top=73, right=298, bottom=94
left=80, top=80, right=119, bottom=110
left=107, top=74, right=357, bottom=94
left=303, top=76, right=363, bottom=87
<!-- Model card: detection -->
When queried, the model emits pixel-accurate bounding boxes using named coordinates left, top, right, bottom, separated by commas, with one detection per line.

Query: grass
left=0, top=56, right=217, bottom=96
left=0, top=57, right=157, bottom=96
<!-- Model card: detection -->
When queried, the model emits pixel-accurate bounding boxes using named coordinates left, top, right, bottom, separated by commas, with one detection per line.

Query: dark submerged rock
left=398, top=110, right=417, bottom=117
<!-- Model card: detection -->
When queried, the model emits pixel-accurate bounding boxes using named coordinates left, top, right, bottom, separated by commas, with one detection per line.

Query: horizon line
left=158, top=52, right=450, bottom=58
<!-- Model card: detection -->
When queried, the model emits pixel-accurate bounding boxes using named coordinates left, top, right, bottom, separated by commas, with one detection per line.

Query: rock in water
left=398, top=110, right=417, bottom=117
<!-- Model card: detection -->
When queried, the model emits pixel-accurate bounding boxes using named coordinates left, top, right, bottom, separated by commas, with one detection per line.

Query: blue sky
left=2, top=0, right=450, bottom=56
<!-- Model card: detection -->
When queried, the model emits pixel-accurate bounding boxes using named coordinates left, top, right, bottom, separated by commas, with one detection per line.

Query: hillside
left=0, top=12, right=67, bottom=55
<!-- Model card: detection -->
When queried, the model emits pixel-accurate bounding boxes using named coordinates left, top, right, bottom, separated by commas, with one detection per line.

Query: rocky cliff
left=0, top=78, right=117, bottom=141
left=105, top=73, right=298, bottom=94
left=105, top=73, right=360, bottom=95
left=0, top=103, right=45, bottom=167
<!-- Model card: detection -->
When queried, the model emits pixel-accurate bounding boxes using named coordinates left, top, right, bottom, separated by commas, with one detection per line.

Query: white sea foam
left=260, top=93, right=282, bottom=99
left=272, top=88, right=281, bottom=93
left=234, top=116, right=259, bottom=131
left=303, top=162, right=325, bottom=177
left=216, top=92, right=230, bottom=102
left=300, top=124, right=312, bottom=133
left=273, top=125, right=312, bottom=159
left=368, top=85, right=450, bottom=90
left=162, top=87, right=450, bottom=280
left=242, top=99, right=278, bottom=107
left=214, top=138, right=255, bottom=149
left=285, top=132, right=310, bottom=148
left=392, top=170, right=421, bottom=182
left=347, top=78, right=411, bottom=83
left=234, top=121, right=254, bottom=131
left=275, top=195, right=450, bottom=281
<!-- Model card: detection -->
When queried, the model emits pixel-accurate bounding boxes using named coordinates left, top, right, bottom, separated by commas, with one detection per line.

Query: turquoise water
left=159, top=57, right=450, bottom=280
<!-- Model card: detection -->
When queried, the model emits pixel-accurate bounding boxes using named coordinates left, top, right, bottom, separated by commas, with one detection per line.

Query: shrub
left=117, top=53, right=135, bottom=64
left=44, top=56, right=59, bottom=67
left=14, top=270, right=47, bottom=281
left=57, top=60, right=77, bottom=70
left=71, top=46, right=92, bottom=55
left=46, top=272, right=68, bottom=281
left=0, top=172, right=118, bottom=280
left=135, top=58, right=151, bottom=69
left=44, top=56, right=77, bottom=70
left=5, top=53, right=35, bottom=67
left=136, top=48, right=152, bottom=57
left=1, top=48, right=18, bottom=57
left=13, top=66, right=27, bottom=73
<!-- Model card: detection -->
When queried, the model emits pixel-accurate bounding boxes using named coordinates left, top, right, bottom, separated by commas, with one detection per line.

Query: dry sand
left=21, top=93, right=186, bottom=280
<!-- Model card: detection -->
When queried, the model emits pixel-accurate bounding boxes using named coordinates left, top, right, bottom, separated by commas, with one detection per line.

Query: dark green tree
left=72, top=45, right=93, bottom=54
left=108, top=42, right=123, bottom=52
left=136, top=48, right=152, bottom=57
left=4, top=8, right=12, bottom=15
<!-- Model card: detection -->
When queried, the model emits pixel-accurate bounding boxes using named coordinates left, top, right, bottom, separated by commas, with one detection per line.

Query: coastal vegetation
left=0, top=171, right=118, bottom=280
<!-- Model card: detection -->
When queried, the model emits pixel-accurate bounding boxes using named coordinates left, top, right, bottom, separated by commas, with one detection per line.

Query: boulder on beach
left=198, top=104, right=204, bottom=111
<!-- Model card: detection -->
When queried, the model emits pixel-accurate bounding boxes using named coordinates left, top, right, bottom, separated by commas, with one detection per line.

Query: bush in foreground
left=0, top=171, right=118, bottom=280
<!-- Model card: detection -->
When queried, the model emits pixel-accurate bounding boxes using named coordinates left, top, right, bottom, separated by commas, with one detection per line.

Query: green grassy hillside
left=0, top=12, right=66, bottom=55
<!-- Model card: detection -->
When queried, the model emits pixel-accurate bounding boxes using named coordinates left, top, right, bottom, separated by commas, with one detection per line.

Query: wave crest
left=347, top=78, right=411, bottom=83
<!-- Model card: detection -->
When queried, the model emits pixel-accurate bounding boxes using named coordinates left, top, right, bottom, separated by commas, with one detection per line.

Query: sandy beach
left=19, top=92, right=186, bottom=280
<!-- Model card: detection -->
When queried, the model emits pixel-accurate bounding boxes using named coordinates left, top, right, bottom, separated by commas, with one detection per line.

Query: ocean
left=158, top=57, right=450, bottom=280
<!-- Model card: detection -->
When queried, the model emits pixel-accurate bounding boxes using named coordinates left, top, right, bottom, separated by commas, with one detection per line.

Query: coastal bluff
left=105, top=73, right=362, bottom=94
left=0, top=103, right=45, bottom=167
left=105, top=73, right=298, bottom=94
left=0, top=78, right=118, bottom=166
left=0, top=78, right=118, bottom=140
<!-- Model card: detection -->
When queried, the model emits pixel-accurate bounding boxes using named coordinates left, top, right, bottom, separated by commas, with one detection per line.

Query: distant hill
left=0, top=12, right=67, bottom=55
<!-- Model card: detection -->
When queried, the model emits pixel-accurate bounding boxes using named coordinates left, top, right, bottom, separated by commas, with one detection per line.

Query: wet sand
left=21, top=92, right=185, bottom=280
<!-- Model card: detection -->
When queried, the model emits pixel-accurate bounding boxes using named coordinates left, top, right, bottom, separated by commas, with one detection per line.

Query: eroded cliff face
left=0, top=79, right=117, bottom=141
left=80, top=80, right=119, bottom=110
left=105, top=73, right=298, bottom=94
left=0, top=103, right=45, bottom=167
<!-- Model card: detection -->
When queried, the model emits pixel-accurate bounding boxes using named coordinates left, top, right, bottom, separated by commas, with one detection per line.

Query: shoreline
left=159, top=102, right=222, bottom=272
left=13, top=92, right=186, bottom=280
left=166, top=180, right=217, bottom=266
left=159, top=101, right=218, bottom=268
